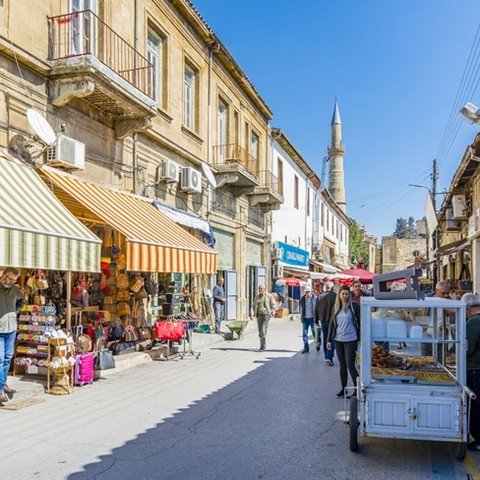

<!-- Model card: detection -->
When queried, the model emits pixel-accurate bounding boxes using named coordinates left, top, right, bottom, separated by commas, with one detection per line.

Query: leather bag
left=155, top=321, right=185, bottom=341
left=95, top=349, right=115, bottom=370
left=116, top=273, right=129, bottom=290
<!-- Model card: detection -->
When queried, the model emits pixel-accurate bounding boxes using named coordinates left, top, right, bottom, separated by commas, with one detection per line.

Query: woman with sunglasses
left=326, top=285, right=361, bottom=399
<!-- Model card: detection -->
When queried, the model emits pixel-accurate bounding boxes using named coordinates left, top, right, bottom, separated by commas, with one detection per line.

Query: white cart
left=348, top=297, right=475, bottom=460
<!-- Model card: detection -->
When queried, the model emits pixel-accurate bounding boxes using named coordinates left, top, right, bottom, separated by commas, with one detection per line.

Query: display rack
left=13, top=305, right=57, bottom=377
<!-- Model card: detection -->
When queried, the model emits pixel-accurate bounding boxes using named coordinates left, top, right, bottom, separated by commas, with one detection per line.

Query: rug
left=0, top=397, right=45, bottom=410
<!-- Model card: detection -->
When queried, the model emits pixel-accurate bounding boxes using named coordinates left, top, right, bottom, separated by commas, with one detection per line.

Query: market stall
left=348, top=296, right=472, bottom=460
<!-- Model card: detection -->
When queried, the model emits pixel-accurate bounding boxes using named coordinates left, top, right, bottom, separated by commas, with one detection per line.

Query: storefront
left=211, top=227, right=237, bottom=320
left=0, top=150, right=102, bottom=385
left=272, top=241, right=310, bottom=313
left=245, top=238, right=266, bottom=316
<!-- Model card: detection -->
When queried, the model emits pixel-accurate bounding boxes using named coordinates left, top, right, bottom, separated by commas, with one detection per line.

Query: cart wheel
left=453, top=441, right=467, bottom=461
left=349, top=397, right=359, bottom=452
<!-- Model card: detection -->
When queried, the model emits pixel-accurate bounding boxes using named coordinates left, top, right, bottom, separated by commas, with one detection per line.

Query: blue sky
left=193, top=0, right=480, bottom=239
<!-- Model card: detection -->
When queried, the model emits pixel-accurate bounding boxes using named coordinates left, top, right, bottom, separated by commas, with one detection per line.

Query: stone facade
left=381, top=236, right=426, bottom=273
left=0, top=0, right=278, bottom=319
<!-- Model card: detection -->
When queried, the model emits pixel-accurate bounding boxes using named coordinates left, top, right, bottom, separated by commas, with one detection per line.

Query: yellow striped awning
left=0, top=151, right=101, bottom=272
left=40, top=168, right=217, bottom=274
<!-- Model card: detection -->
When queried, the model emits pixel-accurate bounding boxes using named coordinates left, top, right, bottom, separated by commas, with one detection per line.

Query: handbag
left=95, top=349, right=115, bottom=370
left=112, top=341, right=135, bottom=355
left=134, top=287, right=148, bottom=300
left=138, top=327, right=152, bottom=341
left=155, top=321, right=185, bottom=341
left=117, top=301, right=131, bottom=317
left=130, top=276, right=144, bottom=294
left=123, top=325, right=138, bottom=342
left=144, top=276, right=158, bottom=296
left=117, top=289, right=130, bottom=301
left=116, top=273, right=129, bottom=290
left=76, top=334, right=92, bottom=353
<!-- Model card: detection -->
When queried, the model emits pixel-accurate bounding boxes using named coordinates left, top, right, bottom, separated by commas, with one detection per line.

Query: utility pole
left=432, top=158, right=439, bottom=285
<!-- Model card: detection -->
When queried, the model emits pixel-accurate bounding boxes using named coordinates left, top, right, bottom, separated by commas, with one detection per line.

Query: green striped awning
left=0, top=150, right=101, bottom=272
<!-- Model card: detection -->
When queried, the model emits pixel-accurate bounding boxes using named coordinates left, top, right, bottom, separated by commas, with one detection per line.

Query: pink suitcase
left=74, top=353, right=95, bottom=386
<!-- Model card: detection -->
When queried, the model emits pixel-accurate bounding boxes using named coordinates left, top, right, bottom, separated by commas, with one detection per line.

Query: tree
left=349, top=219, right=369, bottom=267
left=393, top=216, right=418, bottom=239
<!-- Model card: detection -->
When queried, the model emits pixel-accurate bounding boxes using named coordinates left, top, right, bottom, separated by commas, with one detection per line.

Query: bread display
left=415, top=371, right=455, bottom=384
left=372, top=367, right=413, bottom=377
left=371, top=345, right=403, bottom=368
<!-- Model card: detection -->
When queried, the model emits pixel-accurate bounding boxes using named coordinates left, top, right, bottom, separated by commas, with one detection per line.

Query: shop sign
left=276, top=241, right=309, bottom=268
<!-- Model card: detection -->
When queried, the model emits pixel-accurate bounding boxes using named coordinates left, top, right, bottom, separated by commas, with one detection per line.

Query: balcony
left=212, top=143, right=260, bottom=193
left=48, top=10, right=156, bottom=138
left=248, top=170, right=284, bottom=210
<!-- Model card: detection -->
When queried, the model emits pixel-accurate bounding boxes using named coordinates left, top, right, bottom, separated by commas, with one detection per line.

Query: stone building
left=0, top=0, right=281, bottom=319
left=380, top=236, right=426, bottom=274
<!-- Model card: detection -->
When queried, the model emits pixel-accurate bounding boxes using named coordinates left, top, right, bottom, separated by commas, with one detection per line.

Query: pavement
left=2, top=316, right=480, bottom=479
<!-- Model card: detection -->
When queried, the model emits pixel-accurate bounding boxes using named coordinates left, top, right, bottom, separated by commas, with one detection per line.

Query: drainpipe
left=132, top=0, right=140, bottom=194
left=304, top=175, right=309, bottom=253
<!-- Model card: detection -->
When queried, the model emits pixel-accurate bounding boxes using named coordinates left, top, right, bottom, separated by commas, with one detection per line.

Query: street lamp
left=460, top=102, right=480, bottom=125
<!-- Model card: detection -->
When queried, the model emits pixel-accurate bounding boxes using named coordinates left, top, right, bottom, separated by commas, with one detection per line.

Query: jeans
left=335, top=340, right=358, bottom=391
left=467, top=370, right=480, bottom=442
left=0, top=331, right=16, bottom=391
left=322, top=322, right=334, bottom=361
left=302, top=317, right=316, bottom=350
left=213, top=302, right=225, bottom=333
left=257, top=314, right=270, bottom=349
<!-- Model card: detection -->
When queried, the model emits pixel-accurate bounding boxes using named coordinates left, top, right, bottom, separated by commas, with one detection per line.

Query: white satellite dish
left=27, top=109, right=56, bottom=146
left=202, top=163, right=217, bottom=189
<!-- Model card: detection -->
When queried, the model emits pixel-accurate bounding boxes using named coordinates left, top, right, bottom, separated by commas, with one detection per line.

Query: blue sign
left=276, top=241, right=309, bottom=268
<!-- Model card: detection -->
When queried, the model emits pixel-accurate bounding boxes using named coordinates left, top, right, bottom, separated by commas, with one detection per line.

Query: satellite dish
left=27, top=109, right=56, bottom=146
left=202, top=163, right=217, bottom=189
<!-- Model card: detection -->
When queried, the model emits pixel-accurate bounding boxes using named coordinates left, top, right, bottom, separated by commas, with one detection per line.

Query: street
left=1, top=317, right=479, bottom=480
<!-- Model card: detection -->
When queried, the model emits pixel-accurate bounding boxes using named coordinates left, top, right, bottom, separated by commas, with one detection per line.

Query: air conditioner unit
left=272, top=264, right=283, bottom=278
left=272, top=247, right=282, bottom=260
left=46, top=135, right=85, bottom=170
left=446, top=208, right=461, bottom=231
left=452, top=194, right=467, bottom=219
left=156, top=160, right=179, bottom=184
left=180, top=167, right=202, bottom=193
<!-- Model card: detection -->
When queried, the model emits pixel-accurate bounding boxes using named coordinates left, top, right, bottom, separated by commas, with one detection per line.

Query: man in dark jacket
left=315, top=282, right=336, bottom=365
left=462, top=293, right=480, bottom=451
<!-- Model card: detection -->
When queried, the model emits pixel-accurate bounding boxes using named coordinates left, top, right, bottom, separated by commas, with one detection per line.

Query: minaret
left=328, top=99, right=346, bottom=212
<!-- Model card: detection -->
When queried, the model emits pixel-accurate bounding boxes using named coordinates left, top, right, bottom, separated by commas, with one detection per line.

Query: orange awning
left=39, top=168, right=217, bottom=274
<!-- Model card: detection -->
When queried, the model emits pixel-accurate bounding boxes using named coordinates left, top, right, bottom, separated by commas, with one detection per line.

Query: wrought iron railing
left=212, top=189, right=236, bottom=219
left=48, top=10, right=154, bottom=98
left=213, top=143, right=258, bottom=177
left=248, top=208, right=265, bottom=229
left=257, top=170, right=281, bottom=196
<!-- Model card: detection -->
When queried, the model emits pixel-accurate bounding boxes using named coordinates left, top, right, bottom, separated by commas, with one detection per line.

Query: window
left=326, top=208, right=329, bottom=231
left=277, top=158, right=283, bottom=196
left=294, top=175, right=299, bottom=209
left=233, top=110, right=239, bottom=145
left=217, top=98, right=228, bottom=160
left=244, top=122, right=249, bottom=150
left=307, top=188, right=310, bottom=216
left=184, top=63, right=198, bottom=131
left=147, top=30, right=164, bottom=104
left=250, top=131, right=259, bottom=160
left=321, top=204, right=324, bottom=227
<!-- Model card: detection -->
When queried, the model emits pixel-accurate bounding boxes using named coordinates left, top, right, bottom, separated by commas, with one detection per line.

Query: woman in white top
left=326, top=285, right=361, bottom=399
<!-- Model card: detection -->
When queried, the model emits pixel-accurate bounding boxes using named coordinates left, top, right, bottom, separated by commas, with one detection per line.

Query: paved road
left=2, top=317, right=480, bottom=479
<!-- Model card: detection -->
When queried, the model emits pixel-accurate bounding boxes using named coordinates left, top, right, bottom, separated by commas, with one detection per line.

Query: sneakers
left=336, top=390, right=345, bottom=399
left=301, top=348, right=309, bottom=354
left=316, top=345, right=321, bottom=352
left=0, top=391, right=8, bottom=403
left=347, top=391, right=357, bottom=399
left=325, top=359, right=334, bottom=366
left=4, top=385, right=16, bottom=395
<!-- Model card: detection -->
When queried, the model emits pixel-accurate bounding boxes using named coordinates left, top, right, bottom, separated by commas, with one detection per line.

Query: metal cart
left=347, top=297, right=475, bottom=460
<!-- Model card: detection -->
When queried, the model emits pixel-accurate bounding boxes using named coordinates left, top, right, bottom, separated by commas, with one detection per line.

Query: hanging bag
left=155, top=321, right=185, bottom=341
left=116, top=273, right=129, bottom=290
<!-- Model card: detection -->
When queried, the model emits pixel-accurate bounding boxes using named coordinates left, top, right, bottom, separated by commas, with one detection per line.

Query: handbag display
left=130, top=276, right=144, bottom=294
left=155, top=321, right=185, bottom=341
left=117, top=301, right=131, bottom=317
left=95, top=349, right=115, bottom=370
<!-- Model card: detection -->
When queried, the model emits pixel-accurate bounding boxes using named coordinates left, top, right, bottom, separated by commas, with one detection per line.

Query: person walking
left=315, top=282, right=336, bottom=365
left=251, top=284, right=276, bottom=351
left=351, top=280, right=368, bottom=305
left=300, top=285, right=317, bottom=354
left=212, top=277, right=226, bottom=335
left=326, top=285, right=360, bottom=399
left=0, top=268, right=24, bottom=403
left=461, top=293, right=480, bottom=450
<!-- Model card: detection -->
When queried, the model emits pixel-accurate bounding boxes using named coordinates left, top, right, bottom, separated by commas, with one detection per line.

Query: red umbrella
left=340, top=268, right=376, bottom=284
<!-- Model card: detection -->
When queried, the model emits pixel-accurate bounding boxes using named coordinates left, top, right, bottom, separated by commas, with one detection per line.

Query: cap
left=304, top=285, right=312, bottom=292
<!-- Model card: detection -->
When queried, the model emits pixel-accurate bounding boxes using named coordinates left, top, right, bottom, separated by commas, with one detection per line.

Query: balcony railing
left=257, top=170, right=281, bottom=196
left=213, top=143, right=258, bottom=177
left=48, top=10, right=154, bottom=98
left=248, top=208, right=265, bottom=229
